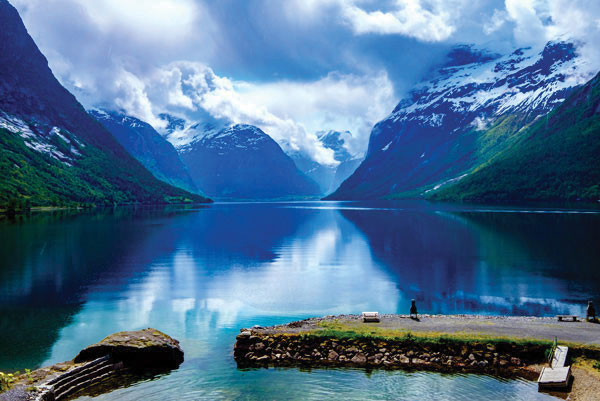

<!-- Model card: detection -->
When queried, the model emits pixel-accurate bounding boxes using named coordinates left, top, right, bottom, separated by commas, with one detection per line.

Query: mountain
left=430, top=71, right=600, bottom=202
left=327, top=41, right=590, bottom=200
left=158, top=113, right=225, bottom=152
left=89, top=109, right=198, bottom=194
left=179, top=124, right=321, bottom=200
left=0, top=0, right=210, bottom=206
left=288, top=130, right=362, bottom=195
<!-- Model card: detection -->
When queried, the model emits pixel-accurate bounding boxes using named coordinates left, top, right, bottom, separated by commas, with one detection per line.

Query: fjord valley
left=2, top=0, right=600, bottom=400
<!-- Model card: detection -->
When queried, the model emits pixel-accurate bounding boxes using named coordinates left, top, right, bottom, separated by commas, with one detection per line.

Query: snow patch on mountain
left=0, top=113, right=35, bottom=138
left=199, top=124, right=270, bottom=151
left=0, top=112, right=80, bottom=165
left=379, top=41, right=590, bottom=144
left=157, top=113, right=225, bottom=152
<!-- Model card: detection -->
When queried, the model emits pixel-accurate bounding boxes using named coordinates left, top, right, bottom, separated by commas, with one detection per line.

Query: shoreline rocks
left=0, top=328, right=183, bottom=401
left=74, top=328, right=184, bottom=368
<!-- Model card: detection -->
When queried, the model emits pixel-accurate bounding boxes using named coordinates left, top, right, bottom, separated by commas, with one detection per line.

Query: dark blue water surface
left=2, top=201, right=599, bottom=400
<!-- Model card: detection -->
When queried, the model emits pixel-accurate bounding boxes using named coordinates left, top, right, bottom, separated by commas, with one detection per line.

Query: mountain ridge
left=180, top=123, right=321, bottom=200
left=89, top=109, right=199, bottom=194
left=327, top=40, right=591, bottom=200
left=288, top=130, right=362, bottom=196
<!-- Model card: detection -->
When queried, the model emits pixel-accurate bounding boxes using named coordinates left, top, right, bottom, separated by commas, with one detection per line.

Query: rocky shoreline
left=0, top=328, right=183, bottom=401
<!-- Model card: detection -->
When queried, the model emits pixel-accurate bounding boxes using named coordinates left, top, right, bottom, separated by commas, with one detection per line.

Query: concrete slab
left=538, top=366, right=571, bottom=390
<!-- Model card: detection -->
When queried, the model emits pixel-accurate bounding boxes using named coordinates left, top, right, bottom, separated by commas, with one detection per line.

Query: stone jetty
left=0, top=328, right=183, bottom=401
left=233, top=314, right=600, bottom=377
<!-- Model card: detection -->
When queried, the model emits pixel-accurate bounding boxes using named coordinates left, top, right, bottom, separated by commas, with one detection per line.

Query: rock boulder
left=74, top=328, right=184, bottom=368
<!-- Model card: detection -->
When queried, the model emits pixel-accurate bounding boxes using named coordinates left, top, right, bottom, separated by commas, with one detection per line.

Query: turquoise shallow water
left=2, top=201, right=599, bottom=400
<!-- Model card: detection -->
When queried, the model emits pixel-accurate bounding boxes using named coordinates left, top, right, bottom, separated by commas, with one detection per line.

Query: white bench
left=362, top=312, right=380, bottom=323
left=556, top=315, right=577, bottom=322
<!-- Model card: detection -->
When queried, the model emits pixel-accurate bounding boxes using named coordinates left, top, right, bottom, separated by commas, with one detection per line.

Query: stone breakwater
left=233, top=330, right=549, bottom=375
left=232, top=313, right=600, bottom=375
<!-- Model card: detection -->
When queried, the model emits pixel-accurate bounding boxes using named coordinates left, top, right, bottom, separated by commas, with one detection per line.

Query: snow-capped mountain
left=0, top=0, right=207, bottom=206
left=89, top=109, right=198, bottom=194
left=289, top=130, right=362, bottom=195
left=328, top=41, right=593, bottom=200
left=180, top=124, right=321, bottom=200
left=158, top=113, right=225, bottom=152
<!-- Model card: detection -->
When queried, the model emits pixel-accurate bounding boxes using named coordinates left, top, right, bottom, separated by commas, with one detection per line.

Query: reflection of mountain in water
left=183, top=203, right=313, bottom=265
left=0, top=207, right=201, bottom=370
left=456, top=211, right=600, bottom=298
left=0, top=306, right=80, bottom=372
left=339, top=207, right=599, bottom=316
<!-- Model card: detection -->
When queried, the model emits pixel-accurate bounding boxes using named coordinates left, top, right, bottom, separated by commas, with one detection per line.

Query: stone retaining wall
left=234, top=331, right=549, bottom=375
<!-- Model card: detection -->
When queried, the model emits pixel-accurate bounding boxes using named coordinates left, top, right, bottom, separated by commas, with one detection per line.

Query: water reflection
left=1, top=201, right=595, bottom=400
left=337, top=204, right=600, bottom=316
left=40, top=206, right=400, bottom=365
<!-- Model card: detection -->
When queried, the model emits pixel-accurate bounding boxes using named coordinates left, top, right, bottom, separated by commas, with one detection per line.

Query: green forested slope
left=432, top=72, right=600, bottom=203
left=0, top=128, right=207, bottom=206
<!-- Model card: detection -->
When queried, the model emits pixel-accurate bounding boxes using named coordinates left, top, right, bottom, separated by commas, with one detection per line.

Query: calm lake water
left=2, top=201, right=599, bottom=400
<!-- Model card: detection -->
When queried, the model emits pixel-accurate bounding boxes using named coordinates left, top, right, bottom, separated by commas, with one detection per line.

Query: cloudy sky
left=11, top=0, right=600, bottom=164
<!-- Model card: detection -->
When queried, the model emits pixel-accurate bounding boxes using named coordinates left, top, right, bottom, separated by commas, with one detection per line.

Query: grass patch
left=571, top=356, right=600, bottom=378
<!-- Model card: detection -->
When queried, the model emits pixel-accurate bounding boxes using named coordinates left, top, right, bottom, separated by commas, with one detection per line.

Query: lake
left=1, top=201, right=599, bottom=400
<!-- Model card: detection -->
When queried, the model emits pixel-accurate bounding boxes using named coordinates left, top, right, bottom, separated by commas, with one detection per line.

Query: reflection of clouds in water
left=206, top=233, right=399, bottom=317
left=184, top=219, right=400, bottom=319
left=42, top=219, right=400, bottom=365
left=119, top=268, right=167, bottom=327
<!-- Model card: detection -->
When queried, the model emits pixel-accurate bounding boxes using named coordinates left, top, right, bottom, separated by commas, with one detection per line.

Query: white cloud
left=340, top=0, right=459, bottom=41
left=483, top=9, right=508, bottom=35
left=99, top=62, right=395, bottom=165
left=288, top=0, right=464, bottom=42
left=12, top=0, right=205, bottom=44
left=234, top=72, right=396, bottom=157
left=80, top=0, right=199, bottom=39
left=504, top=0, right=549, bottom=45
left=499, top=0, right=600, bottom=78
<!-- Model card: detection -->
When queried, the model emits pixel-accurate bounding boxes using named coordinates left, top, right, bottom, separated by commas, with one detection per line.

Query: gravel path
left=255, top=314, right=600, bottom=346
